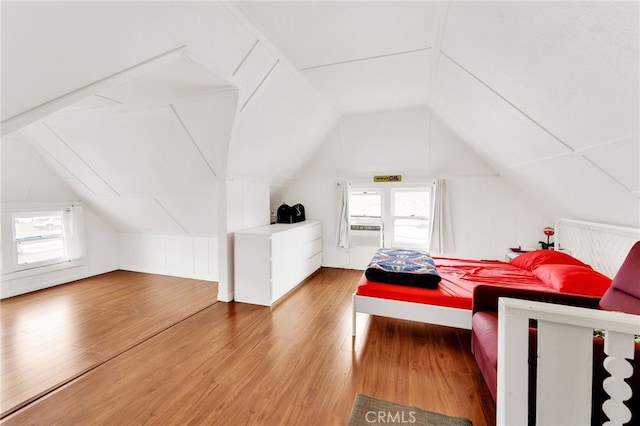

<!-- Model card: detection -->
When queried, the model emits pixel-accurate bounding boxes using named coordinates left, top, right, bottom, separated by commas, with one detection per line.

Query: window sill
left=2, top=259, right=84, bottom=280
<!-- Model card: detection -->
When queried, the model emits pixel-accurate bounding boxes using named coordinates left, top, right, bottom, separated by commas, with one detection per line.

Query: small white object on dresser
left=234, top=220, right=322, bottom=306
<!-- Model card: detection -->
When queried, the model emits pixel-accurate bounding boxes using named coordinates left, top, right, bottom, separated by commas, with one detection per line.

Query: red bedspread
left=356, top=257, right=554, bottom=310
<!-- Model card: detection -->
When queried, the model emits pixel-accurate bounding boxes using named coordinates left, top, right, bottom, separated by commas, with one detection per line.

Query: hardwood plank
left=1, top=268, right=495, bottom=425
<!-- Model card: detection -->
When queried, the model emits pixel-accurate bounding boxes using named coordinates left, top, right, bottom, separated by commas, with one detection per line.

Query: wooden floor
left=1, top=268, right=495, bottom=425
left=0, top=271, right=218, bottom=418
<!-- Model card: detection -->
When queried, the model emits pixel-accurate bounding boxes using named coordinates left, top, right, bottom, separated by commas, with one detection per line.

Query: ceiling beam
left=2, top=45, right=187, bottom=136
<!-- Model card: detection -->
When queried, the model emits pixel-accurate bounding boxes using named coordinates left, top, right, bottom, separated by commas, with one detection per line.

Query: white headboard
left=555, top=218, right=640, bottom=278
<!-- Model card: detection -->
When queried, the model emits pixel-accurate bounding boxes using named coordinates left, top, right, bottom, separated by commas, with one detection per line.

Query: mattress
left=356, top=257, right=553, bottom=310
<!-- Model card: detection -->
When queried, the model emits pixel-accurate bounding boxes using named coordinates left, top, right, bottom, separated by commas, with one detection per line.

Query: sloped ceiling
left=2, top=1, right=639, bottom=234
left=240, top=1, right=639, bottom=226
left=296, top=106, right=496, bottom=181
left=240, top=1, right=439, bottom=114
left=1, top=1, right=338, bottom=234
left=20, top=57, right=236, bottom=234
left=1, top=133, right=78, bottom=203
left=429, top=1, right=639, bottom=226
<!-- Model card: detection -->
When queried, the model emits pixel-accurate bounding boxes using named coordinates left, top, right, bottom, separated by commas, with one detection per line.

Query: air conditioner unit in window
left=350, top=224, right=383, bottom=247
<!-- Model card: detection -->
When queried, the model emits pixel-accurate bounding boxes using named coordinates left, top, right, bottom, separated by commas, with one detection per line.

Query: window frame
left=349, top=184, right=432, bottom=249
left=348, top=189, right=384, bottom=247
left=390, top=187, right=431, bottom=249
left=13, top=210, right=68, bottom=269
left=2, top=203, right=85, bottom=278
left=349, top=189, right=383, bottom=221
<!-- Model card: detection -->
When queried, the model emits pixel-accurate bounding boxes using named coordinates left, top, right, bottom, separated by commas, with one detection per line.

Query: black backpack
left=276, top=203, right=306, bottom=224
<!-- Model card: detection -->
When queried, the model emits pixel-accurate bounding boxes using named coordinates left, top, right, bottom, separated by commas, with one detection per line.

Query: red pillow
left=533, top=264, right=612, bottom=297
left=510, top=250, right=590, bottom=271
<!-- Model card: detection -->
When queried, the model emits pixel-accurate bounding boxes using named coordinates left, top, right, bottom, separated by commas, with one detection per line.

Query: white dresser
left=234, top=221, right=322, bottom=306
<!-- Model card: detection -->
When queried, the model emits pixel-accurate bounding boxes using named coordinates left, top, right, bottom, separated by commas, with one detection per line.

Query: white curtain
left=65, top=204, right=85, bottom=261
left=337, top=180, right=351, bottom=249
left=429, top=179, right=455, bottom=254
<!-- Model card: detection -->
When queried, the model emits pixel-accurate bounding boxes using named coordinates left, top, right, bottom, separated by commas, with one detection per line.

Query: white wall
left=112, top=180, right=275, bottom=290
left=1, top=134, right=292, bottom=298
left=446, top=177, right=550, bottom=260
left=1, top=207, right=119, bottom=299
left=113, top=177, right=274, bottom=284
left=283, top=107, right=554, bottom=268
left=1, top=133, right=119, bottom=298
left=226, top=179, right=271, bottom=232
left=86, top=177, right=272, bottom=286
left=118, top=234, right=218, bottom=281
left=281, top=176, right=550, bottom=269
left=218, top=178, right=271, bottom=301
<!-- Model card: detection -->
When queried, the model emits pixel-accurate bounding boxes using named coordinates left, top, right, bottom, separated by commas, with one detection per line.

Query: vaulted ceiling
left=2, top=1, right=639, bottom=232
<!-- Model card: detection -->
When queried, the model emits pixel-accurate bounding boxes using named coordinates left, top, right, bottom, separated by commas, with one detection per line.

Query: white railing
left=497, top=297, right=640, bottom=426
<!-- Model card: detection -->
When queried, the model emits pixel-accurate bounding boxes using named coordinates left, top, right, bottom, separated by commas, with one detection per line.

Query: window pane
left=14, top=213, right=65, bottom=265
left=350, top=192, right=381, bottom=217
left=394, top=191, right=430, bottom=217
left=17, top=238, right=65, bottom=265
left=394, top=218, right=429, bottom=248
left=15, top=214, right=64, bottom=239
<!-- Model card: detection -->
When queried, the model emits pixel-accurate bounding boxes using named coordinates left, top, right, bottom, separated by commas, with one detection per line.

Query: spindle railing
left=497, top=297, right=639, bottom=426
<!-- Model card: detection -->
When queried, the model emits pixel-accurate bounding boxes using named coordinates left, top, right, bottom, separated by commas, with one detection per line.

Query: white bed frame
left=352, top=218, right=640, bottom=336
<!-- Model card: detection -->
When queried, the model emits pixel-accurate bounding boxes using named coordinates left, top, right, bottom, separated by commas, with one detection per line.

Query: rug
left=348, top=394, right=472, bottom=426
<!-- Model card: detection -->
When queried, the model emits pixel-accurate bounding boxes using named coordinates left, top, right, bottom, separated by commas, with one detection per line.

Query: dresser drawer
left=235, top=221, right=322, bottom=306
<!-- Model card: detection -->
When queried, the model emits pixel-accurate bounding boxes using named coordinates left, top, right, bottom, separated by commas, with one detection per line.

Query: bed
left=352, top=218, right=640, bottom=335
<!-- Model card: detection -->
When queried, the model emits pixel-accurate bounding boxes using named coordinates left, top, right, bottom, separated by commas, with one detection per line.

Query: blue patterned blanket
left=365, top=248, right=441, bottom=288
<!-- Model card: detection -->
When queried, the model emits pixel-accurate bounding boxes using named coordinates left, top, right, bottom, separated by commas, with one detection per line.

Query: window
left=14, top=211, right=66, bottom=267
left=391, top=189, right=430, bottom=248
left=2, top=204, right=85, bottom=276
left=349, top=191, right=383, bottom=247
left=350, top=191, right=382, bottom=220
left=349, top=185, right=431, bottom=249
